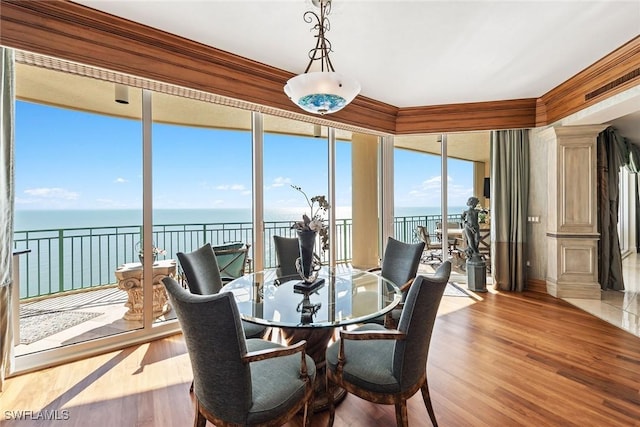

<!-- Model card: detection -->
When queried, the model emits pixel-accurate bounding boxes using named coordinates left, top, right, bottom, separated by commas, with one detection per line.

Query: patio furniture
left=435, top=221, right=463, bottom=254
left=416, top=225, right=442, bottom=263
left=212, top=241, right=251, bottom=279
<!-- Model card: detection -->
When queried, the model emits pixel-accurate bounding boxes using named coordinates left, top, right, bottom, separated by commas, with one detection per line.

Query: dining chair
left=366, top=237, right=425, bottom=327
left=326, top=261, right=451, bottom=427
left=177, top=243, right=267, bottom=338
left=273, top=235, right=301, bottom=279
left=162, top=277, right=316, bottom=427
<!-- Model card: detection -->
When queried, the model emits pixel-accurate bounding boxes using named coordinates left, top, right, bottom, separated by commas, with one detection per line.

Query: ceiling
left=65, top=1, right=640, bottom=144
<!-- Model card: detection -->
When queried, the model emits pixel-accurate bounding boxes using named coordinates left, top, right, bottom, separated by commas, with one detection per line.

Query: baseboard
left=526, top=278, right=547, bottom=294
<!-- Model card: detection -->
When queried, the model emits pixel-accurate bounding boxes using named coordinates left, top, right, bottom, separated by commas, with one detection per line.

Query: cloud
left=24, top=187, right=79, bottom=200
left=270, top=176, right=291, bottom=188
left=216, top=184, right=247, bottom=191
left=114, top=177, right=128, bottom=183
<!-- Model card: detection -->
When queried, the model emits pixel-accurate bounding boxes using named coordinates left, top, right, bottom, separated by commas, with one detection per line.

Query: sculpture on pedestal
left=461, top=196, right=481, bottom=261
left=461, top=196, right=487, bottom=292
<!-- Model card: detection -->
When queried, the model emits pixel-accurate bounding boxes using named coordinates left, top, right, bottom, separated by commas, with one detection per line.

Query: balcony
left=13, top=214, right=472, bottom=355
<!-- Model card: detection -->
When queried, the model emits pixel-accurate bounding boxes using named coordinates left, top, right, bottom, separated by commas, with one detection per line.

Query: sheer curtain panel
left=0, top=47, right=15, bottom=391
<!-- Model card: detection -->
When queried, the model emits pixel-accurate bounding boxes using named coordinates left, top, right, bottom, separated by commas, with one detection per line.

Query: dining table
left=221, top=266, right=401, bottom=412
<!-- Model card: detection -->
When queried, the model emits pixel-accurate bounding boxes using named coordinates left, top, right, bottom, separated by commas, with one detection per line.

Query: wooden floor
left=2, top=288, right=640, bottom=427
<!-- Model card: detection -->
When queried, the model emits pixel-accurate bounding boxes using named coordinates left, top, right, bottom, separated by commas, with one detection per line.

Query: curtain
left=636, top=176, right=640, bottom=253
left=491, top=129, right=529, bottom=292
left=596, top=127, right=628, bottom=291
left=597, top=127, right=628, bottom=290
left=0, top=47, right=15, bottom=391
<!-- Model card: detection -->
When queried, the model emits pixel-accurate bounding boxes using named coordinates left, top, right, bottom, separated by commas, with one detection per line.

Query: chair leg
left=420, top=381, right=438, bottom=427
left=327, top=375, right=336, bottom=426
left=394, top=401, right=408, bottom=427
left=302, top=402, right=310, bottom=427
left=194, top=400, right=206, bottom=427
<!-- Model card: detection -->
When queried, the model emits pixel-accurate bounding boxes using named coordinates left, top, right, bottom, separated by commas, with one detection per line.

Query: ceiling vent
left=585, top=68, right=640, bottom=101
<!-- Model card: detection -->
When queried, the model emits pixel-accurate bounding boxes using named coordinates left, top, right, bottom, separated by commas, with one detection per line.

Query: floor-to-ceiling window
left=151, top=92, right=252, bottom=324
left=392, top=132, right=487, bottom=280
left=14, top=65, right=144, bottom=356
left=10, top=52, right=371, bottom=373
left=262, top=116, right=330, bottom=267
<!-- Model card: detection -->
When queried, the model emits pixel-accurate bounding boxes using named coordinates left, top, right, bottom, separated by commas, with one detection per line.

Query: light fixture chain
left=303, top=0, right=335, bottom=73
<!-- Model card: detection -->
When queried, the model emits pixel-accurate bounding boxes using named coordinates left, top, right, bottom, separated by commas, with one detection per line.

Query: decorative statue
left=461, top=196, right=481, bottom=260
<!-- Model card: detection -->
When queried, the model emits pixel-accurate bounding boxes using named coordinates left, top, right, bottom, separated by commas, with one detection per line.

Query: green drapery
left=596, top=126, right=636, bottom=291
left=491, top=129, right=529, bottom=292
left=0, top=47, right=15, bottom=391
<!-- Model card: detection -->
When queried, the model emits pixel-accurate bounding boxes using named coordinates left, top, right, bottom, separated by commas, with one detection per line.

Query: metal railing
left=12, top=214, right=460, bottom=300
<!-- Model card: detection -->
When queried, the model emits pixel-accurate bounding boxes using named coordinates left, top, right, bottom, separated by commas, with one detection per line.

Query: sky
left=15, top=100, right=473, bottom=212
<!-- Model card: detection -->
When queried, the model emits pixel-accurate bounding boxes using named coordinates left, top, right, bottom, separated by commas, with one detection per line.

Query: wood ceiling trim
left=538, top=35, right=640, bottom=126
left=0, top=0, right=398, bottom=133
left=0, top=0, right=638, bottom=135
left=395, top=99, right=538, bottom=134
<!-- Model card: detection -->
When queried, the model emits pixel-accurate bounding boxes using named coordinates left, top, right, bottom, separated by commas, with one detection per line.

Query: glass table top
left=221, top=267, right=401, bottom=328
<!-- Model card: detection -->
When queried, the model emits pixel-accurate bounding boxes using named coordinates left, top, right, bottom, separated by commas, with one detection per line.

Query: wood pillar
left=544, top=125, right=607, bottom=299
left=351, top=133, right=379, bottom=269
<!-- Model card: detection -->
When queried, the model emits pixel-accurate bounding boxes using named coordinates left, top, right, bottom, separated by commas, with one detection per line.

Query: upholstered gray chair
left=367, top=237, right=425, bottom=327
left=273, top=235, right=300, bottom=279
left=177, top=243, right=267, bottom=341
left=326, top=261, right=451, bottom=427
left=163, top=277, right=316, bottom=427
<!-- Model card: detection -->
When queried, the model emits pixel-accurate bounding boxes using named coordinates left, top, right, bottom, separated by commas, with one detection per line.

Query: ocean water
left=14, top=206, right=463, bottom=231
left=13, top=206, right=464, bottom=298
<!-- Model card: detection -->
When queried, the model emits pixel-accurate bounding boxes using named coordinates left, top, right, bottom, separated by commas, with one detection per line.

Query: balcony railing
left=12, top=214, right=461, bottom=300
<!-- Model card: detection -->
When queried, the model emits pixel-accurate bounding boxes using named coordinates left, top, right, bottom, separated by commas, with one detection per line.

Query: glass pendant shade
left=284, top=71, right=360, bottom=114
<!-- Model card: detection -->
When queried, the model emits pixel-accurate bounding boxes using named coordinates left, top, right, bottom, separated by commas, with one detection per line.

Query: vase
left=138, top=254, right=157, bottom=265
left=296, top=230, right=318, bottom=283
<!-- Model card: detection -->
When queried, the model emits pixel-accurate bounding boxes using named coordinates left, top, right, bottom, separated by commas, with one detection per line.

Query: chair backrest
left=177, top=243, right=223, bottom=295
left=162, top=277, right=251, bottom=423
left=416, top=225, right=431, bottom=245
left=273, top=235, right=300, bottom=278
left=213, top=242, right=249, bottom=279
left=393, top=261, right=451, bottom=392
left=380, top=237, right=425, bottom=290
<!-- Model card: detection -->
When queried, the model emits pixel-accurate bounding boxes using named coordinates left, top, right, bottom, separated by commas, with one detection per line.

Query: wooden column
left=544, top=125, right=607, bottom=299
left=351, top=133, right=380, bottom=269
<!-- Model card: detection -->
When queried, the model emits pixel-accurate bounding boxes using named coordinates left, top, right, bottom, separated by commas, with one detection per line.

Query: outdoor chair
left=366, top=237, right=425, bottom=327
left=416, top=225, right=442, bottom=263
left=326, top=261, right=451, bottom=427
left=212, top=242, right=251, bottom=279
left=162, top=277, right=316, bottom=427
left=435, top=221, right=463, bottom=254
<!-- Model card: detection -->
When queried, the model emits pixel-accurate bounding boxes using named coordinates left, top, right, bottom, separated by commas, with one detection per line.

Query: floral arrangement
left=290, top=185, right=330, bottom=251
left=136, top=241, right=166, bottom=259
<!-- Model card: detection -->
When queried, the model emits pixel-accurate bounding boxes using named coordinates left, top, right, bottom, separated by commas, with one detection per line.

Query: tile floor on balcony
left=14, top=254, right=640, bottom=357
left=15, top=286, right=177, bottom=357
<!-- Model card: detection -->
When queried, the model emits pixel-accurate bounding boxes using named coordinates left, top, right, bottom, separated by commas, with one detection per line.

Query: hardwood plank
left=2, top=290, right=640, bottom=426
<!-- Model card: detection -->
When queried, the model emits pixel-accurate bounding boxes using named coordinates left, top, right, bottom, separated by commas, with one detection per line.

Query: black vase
left=296, top=230, right=317, bottom=280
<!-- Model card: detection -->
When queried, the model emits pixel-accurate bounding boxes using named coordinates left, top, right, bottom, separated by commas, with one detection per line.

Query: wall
left=527, top=128, right=550, bottom=283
